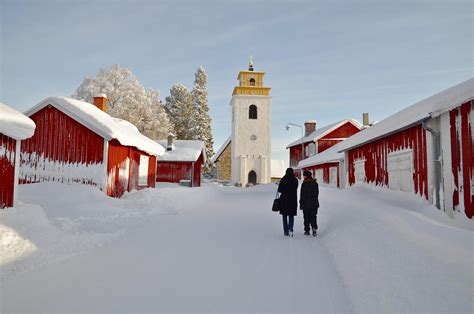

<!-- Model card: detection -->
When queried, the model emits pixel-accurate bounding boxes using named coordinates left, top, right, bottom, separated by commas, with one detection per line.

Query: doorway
left=248, top=170, right=257, bottom=185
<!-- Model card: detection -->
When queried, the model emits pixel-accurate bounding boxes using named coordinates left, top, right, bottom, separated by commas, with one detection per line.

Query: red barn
left=0, top=103, right=36, bottom=208
left=20, top=95, right=164, bottom=197
left=156, top=138, right=206, bottom=187
left=338, top=78, right=473, bottom=219
left=286, top=119, right=361, bottom=176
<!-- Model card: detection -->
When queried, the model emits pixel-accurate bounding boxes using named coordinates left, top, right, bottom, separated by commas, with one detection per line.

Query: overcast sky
left=1, top=0, right=472, bottom=164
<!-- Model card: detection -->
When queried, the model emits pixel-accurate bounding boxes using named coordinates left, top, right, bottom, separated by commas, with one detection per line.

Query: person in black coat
left=300, top=170, right=319, bottom=237
left=278, top=168, right=299, bottom=237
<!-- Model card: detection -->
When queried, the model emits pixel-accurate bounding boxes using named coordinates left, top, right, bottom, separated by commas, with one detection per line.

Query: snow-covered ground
left=1, top=182, right=473, bottom=313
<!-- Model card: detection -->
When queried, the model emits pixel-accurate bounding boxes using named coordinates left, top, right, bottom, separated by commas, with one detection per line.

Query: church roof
left=211, top=136, right=231, bottom=163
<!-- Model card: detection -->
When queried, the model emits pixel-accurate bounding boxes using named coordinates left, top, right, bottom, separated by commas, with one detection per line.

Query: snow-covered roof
left=271, top=160, right=286, bottom=178
left=297, top=142, right=344, bottom=169
left=338, top=78, right=474, bottom=152
left=211, top=136, right=231, bottom=163
left=0, top=102, right=36, bottom=140
left=25, top=97, right=164, bottom=156
left=286, top=119, right=362, bottom=148
left=155, top=140, right=206, bottom=162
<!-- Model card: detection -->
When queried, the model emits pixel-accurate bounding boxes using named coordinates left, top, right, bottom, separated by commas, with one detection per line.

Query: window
left=249, top=78, right=256, bottom=86
left=308, top=143, right=316, bottom=156
left=138, top=155, right=149, bottom=186
left=249, top=105, right=257, bottom=119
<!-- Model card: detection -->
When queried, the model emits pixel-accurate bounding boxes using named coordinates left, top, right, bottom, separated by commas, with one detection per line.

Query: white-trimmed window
left=308, top=143, right=316, bottom=156
left=387, top=150, right=413, bottom=192
left=315, top=169, right=324, bottom=184
left=354, top=159, right=366, bottom=183
left=138, top=155, right=149, bottom=186
left=329, top=167, right=338, bottom=186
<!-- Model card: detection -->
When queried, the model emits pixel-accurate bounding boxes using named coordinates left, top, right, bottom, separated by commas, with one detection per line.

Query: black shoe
left=304, top=231, right=310, bottom=236
left=284, top=232, right=289, bottom=236
left=312, top=229, right=317, bottom=237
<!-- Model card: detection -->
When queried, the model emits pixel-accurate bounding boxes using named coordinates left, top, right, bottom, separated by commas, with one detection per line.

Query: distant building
left=286, top=119, right=362, bottom=177
left=155, top=137, right=206, bottom=187
left=0, top=103, right=36, bottom=208
left=271, top=159, right=286, bottom=182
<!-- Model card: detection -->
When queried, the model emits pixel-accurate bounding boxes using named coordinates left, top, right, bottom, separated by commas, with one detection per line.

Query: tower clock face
left=250, top=134, right=257, bottom=141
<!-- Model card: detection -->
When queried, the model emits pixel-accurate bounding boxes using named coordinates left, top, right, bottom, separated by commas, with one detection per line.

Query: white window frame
left=354, top=159, right=366, bottom=183
left=138, top=155, right=149, bottom=186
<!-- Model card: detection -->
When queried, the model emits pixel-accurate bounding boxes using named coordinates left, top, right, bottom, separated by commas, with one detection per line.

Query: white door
left=329, top=167, right=338, bottom=186
left=354, top=160, right=366, bottom=183
left=388, top=150, right=413, bottom=192
left=315, top=169, right=324, bottom=184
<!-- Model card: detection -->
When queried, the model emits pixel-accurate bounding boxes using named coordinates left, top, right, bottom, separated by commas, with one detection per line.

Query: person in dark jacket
left=300, top=170, right=319, bottom=236
left=278, top=168, right=299, bottom=237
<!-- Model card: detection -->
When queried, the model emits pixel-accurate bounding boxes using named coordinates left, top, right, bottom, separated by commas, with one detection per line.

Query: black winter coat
left=299, top=179, right=319, bottom=210
left=278, top=174, right=299, bottom=216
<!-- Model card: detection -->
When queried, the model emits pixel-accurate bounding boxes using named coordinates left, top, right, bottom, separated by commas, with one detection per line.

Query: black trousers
left=303, top=208, right=318, bottom=232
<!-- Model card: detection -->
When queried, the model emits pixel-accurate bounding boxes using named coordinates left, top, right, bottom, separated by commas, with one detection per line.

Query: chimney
left=93, top=94, right=107, bottom=112
left=362, top=113, right=369, bottom=126
left=167, top=133, right=174, bottom=151
left=304, top=120, right=317, bottom=137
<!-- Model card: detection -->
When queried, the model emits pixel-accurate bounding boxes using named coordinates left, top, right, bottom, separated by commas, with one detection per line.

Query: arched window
left=249, top=78, right=256, bottom=86
left=249, top=105, right=257, bottom=119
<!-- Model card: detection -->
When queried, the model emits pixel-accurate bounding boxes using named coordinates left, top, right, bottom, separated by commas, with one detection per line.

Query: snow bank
left=286, top=119, right=361, bottom=148
left=338, top=78, right=474, bottom=151
left=155, top=140, right=206, bottom=162
left=0, top=182, right=179, bottom=279
left=25, top=97, right=164, bottom=156
left=0, top=102, right=36, bottom=140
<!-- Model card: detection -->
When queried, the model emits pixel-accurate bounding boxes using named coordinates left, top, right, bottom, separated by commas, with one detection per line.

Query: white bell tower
left=230, top=57, right=272, bottom=186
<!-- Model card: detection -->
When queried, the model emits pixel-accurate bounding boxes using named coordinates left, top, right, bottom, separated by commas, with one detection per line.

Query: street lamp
left=286, top=123, right=305, bottom=178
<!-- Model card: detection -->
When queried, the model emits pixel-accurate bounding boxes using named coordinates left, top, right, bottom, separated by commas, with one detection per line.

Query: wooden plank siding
left=318, top=122, right=361, bottom=153
left=347, top=124, right=429, bottom=199
left=302, top=162, right=340, bottom=187
left=0, top=134, right=17, bottom=208
left=450, top=101, right=473, bottom=218
left=20, top=106, right=105, bottom=186
left=156, top=152, right=203, bottom=187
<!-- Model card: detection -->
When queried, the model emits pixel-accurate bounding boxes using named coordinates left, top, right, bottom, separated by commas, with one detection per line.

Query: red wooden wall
left=156, top=161, right=192, bottom=184
left=156, top=153, right=203, bottom=187
left=1, top=134, right=16, bottom=208
left=450, top=101, right=473, bottom=218
left=347, top=124, right=428, bottom=199
left=302, top=162, right=340, bottom=187
left=107, top=140, right=156, bottom=197
left=20, top=106, right=105, bottom=185
left=318, top=122, right=361, bottom=153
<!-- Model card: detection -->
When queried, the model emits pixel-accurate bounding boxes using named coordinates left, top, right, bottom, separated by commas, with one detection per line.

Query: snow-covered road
left=2, top=183, right=473, bottom=313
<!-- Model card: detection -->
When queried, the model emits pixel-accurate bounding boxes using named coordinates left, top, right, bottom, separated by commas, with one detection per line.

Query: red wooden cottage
left=20, top=95, right=164, bottom=197
left=155, top=137, right=206, bottom=187
left=287, top=119, right=361, bottom=176
left=0, top=103, right=36, bottom=208
left=338, top=78, right=473, bottom=219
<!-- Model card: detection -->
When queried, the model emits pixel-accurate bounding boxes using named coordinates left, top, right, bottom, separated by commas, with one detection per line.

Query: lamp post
left=286, top=123, right=304, bottom=178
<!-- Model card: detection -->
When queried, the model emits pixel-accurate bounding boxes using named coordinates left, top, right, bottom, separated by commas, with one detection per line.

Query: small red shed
left=0, top=102, right=36, bottom=208
left=20, top=95, right=164, bottom=197
left=286, top=119, right=361, bottom=175
left=156, top=138, right=206, bottom=187
left=338, top=78, right=473, bottom=219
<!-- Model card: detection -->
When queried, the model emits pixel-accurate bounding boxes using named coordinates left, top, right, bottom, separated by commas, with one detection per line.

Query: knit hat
left=303, top=170, right=312, bottom=178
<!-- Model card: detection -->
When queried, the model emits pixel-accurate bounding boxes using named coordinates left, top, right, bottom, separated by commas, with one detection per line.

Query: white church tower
left=230, top=57, right=272, bottom=186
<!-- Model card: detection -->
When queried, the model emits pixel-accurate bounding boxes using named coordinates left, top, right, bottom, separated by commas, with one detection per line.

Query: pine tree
left=165, top=84, right=194, bottom=140
left=72, top=65, right=173, bottom=140
left=191, top=66, right=214, bottom=174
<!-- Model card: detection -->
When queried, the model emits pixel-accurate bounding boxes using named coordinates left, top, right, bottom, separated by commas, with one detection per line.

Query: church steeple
left=232, top=57, right=271, bottom=96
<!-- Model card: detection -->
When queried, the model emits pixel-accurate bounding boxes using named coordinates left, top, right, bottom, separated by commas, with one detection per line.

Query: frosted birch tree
left=72, top=65, right=173, bottom=139
left=165, top=84, right=194, bottom=140
left=191, top=66, right=214, bottom=174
